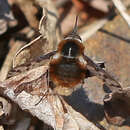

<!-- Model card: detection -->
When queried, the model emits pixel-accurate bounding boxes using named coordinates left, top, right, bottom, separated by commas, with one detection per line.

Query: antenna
left=72, top=15, right=79, bottom=35
left=65, top=15, right=82, bottom=42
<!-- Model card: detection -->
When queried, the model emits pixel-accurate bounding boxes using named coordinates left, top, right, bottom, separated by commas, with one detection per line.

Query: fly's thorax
left=58, top=39, right=84, bottom=59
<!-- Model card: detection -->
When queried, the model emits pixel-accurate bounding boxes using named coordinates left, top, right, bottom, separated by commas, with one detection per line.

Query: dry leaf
left=13, top=7, right=60, bottom=68
left=0, top=65, right=99, bottom=130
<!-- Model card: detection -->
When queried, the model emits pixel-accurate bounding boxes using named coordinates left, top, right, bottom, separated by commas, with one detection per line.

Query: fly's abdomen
left=49, top=59, right=86, bottom=88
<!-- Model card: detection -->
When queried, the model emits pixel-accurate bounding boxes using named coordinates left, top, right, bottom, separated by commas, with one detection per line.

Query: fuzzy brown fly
left=49, top=16, right=87, bottom=96
left=48, top=16, right=121, bottom=96
left=8, top=16, right=122, bottom=97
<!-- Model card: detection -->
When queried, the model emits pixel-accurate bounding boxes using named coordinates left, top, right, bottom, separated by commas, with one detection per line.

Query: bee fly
left=49, top=16, right=88, bottom=96
left=9, top=15, right=121, bottom=99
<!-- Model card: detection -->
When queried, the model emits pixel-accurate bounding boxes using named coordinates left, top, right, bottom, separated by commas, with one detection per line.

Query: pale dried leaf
left=13, top=7, right=60, bottom=68
left=0, top=65, right=99, bottom=130
left=0, top=66, right=56, bottom=127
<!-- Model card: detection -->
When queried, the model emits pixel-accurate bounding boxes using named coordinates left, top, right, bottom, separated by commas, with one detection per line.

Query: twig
left=112, top=0, right=130, bottom=27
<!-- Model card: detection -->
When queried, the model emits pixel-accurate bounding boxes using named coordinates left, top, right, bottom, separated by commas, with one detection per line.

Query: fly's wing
left=83, top=54, right=130, bottom=126
left=9, top=31, right=54, bottom=78
left=8, top=51, right=56, bottom=78
left=83, top=54, right=122, bottom=92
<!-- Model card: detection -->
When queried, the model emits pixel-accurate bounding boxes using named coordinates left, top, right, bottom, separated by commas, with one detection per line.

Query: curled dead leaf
left=13, top=7, right=60, bottom=68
